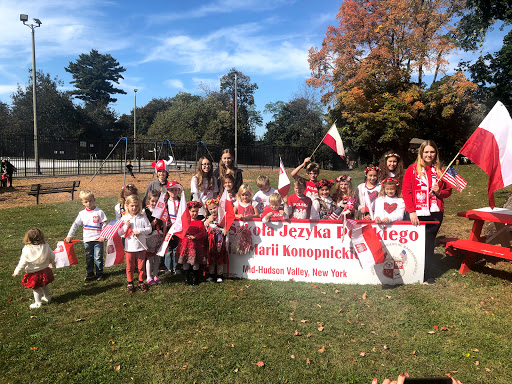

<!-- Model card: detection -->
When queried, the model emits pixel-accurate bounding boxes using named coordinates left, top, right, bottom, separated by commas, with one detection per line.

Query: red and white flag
left=441, top=167, right=467, bottom=193
left=168, top=190, right=190, bottom=239
left=322, top=123, right=345, bottom=158
left=54, top=240, right=79, bottom=268
left=278, top=157, right=290, bottom=198
left=345, top=219, right=385, bottom=268
left=105, top=235, right=124, bottom=267
left=152, top=193, right=169, bottom=223
left=99, top=220, right=124, bottom=240
left=461, top=101, right=512, bottom=207
left=157, top=191, right=191, bottom=256
left=219, top=188, right=235, bottom=230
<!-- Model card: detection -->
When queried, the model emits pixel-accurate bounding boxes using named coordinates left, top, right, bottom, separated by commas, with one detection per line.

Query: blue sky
left=1, top=0, right=510, bottom=138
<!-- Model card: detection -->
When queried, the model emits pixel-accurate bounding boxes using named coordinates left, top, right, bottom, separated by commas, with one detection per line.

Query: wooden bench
left=28, top=181, right=81, bottom=204
left=445, top=238, right=512, bottom=273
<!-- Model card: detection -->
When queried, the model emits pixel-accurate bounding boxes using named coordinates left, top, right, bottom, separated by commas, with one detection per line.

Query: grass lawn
left=1, top=164, right=511, bottom=383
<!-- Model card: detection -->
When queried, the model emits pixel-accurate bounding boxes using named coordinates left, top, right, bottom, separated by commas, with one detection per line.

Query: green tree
left=10, top=70, right=82, bottom=137
left=220, top=68, right=261, bottom=145
left=118, top=97, right=173, bottom=138
left=65, top=49, right=126, bottom=105
left=0, top=101, right=10, bottom=133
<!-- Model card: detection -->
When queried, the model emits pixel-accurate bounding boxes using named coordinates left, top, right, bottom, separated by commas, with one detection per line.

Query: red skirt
left=22, top=267, right=54, bottom=290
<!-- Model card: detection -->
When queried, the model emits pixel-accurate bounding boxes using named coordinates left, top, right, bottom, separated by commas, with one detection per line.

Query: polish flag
left=219, top=188, right=235, bottom=230
left=168, top=190, right=191, bottom=239
left=105, top=235, right=124, bottom=267
left=278, top=157, right=290, bottom=198
left=322, top=123, right=345, bottom=158
left=54, top=240, right=79, bottom=268
left=345, top=220, right=385, bottom=268
left=461, top=101, right=512, bottom=207
left=152, top=193, right=169, bottom=223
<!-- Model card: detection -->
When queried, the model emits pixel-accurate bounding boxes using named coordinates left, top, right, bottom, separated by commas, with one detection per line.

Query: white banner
left=227, top=220, right=425, bottom=285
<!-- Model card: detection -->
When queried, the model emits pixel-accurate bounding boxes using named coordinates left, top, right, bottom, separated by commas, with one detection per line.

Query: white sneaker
left=29, top=302, right=42, bottom=309
left=216, top=277, right=223, bottom=283
left=206, top=276, right=214, bottom=282
left=41, top=296, right=51, bottom=304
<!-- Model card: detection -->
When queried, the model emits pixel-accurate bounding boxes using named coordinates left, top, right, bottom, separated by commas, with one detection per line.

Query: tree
left=220, top=68, right=262, bottom=145
left=0, top=101, right=10, bottom=133
left=118, top=97, right=173, bottom=138
left=10, top=70, right=82, bottom=138
left=65, top=49, right=126, bottom=106
left=307, top=0, right=468, bottom=158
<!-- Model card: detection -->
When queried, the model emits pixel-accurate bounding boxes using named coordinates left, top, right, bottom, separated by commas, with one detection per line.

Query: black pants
left=418, top=212, right=444, bottom=277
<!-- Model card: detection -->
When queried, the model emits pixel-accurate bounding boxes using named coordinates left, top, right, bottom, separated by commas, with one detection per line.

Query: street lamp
left=134, top=89, right=137, bottom=161
left=20, top=14, right=42, bottom=174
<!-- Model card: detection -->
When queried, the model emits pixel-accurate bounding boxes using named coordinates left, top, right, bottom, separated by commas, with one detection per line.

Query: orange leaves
left=251, top=361, right=265, bottom=368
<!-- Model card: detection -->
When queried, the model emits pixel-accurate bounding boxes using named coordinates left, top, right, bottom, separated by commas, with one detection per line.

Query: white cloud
left=164, top=79, right=185, bottom=90
left=141, top=21, right=311, bottom=78
left=0, top=84, right=18, bottom=95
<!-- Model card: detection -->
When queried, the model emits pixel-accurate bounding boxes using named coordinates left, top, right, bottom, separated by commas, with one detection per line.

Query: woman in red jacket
left=402, top=140, right=452, bottom=279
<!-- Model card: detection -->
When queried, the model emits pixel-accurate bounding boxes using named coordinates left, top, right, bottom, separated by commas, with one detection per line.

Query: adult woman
left=213, top=149, right=243, bottom=194
left=402, top=140, right=452, bottom=279
left=191, top=157, right=218, bottom=218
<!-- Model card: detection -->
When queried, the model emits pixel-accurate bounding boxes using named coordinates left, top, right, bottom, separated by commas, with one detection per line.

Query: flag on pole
left=168, top=190, right=191, bottom=239
left=278, top=157, right=290, bottom=198
left=460, top=101, right=512, bottom=207
left=345, top=219, right=385, bottom=268
left=99, top=220, right=124, bottom=240
left=441, top=167, right=467, bottom=193
left=152, top=193, right=169, bottom=222
left=219, top=188, right=235, bottom=230
left=322, top=123, right=345, bottom=158
left=54, top=240, right=79, bottom=268
left=105, top=235, right=124, bottom=267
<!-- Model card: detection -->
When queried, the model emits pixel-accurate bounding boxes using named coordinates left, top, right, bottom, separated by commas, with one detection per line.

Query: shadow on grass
left=53, top=282, right=123, bottom=304
left=469, top=261, right=512, bottom=282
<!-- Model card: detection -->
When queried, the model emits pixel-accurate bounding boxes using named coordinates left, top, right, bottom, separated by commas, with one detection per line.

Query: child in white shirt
left=65, top=190, right=107, bottom=281
left=374, top=178, right=405, bottom=224
left=253, top=175, right=277, bottom=213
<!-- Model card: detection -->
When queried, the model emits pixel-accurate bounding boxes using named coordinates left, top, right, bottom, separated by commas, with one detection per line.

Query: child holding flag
left=356, top=166, right=381, bottom=220
left=144, top=190, right=166, bottom=286
left=65, top=190, right=107, bottom=281
left=123, top=194, right=152, bottom=293
left=13, top=228, right=55, bottom=309
left=204, top=198, right=228, bottom=283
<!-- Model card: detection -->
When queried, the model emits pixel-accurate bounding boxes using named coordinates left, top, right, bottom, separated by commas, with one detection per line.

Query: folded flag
left=345, top=219, right=385, bottom=268
left=99, top=220, right=124, bottom=240
left=322, top=123, right=345, bottom=158
left=54, top=240, right=79, bottom=268
left=168, top=190, right=191, bottom=239
left=219, top=188, right=235, bottom=230
left=278, top=157, right=290, bottom=198
left=105, top=235, right=124, bottom=267
left=441, top=167, right=467, bottom=193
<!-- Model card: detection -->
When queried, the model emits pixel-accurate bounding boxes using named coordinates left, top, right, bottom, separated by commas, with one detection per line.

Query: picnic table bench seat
left=445, top=238, right=512, bottom=274
left=28, top=181, right=81, bottom=204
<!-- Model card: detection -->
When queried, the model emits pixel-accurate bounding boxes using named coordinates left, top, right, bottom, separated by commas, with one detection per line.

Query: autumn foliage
left=307, top=0, right=479, bottom=159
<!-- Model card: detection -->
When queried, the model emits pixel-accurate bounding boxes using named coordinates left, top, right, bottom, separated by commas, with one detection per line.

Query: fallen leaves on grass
left=7, top=298, right=12, bottom=302
left=306, top=332, right=312, bottom=338
left=114, top=365, right=120, bottom=371
left=30, top=347, right=38, bottom=351
left=30, top=315, right=37, bottom=319
left=300, top=319, right=308, bottom=323
left=294, top=330, right=302, bottom=336
left=318, top=345, right=325, bottom=353
left=360, top=352, right=366, bottom=357
left=362, top=291, right=367, bottom=300
left=252, top=361, right=265, bottom=367
left=75, top=318, right=85, bottom=322
left=306, top=358, right=311, bottom=365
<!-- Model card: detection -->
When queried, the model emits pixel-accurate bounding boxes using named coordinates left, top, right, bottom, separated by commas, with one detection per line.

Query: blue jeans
left=84, top=241, right=104, bottom=275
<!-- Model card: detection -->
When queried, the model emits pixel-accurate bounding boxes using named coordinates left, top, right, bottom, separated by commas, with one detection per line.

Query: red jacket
left=402, top=164, right=452, bottom=214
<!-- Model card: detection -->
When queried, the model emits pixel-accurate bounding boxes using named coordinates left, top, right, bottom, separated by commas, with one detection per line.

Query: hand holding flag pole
left=309, top=121, right=345, bottom=160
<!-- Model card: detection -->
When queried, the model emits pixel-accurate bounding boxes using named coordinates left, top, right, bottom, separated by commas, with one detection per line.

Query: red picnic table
left=444, top=207, right=512, bottom=273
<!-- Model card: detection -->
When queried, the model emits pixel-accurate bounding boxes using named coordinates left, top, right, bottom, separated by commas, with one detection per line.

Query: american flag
left=99, top=220, right=124, bottom=240
left=441, top=167, right=467, bottom=193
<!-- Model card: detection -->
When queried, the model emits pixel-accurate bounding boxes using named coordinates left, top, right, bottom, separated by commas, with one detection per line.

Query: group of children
left=13, top=150, right=408, bottom=308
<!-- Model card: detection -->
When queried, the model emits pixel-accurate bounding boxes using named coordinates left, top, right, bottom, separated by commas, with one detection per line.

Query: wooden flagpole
left=439, top=151, right=460, bottom=180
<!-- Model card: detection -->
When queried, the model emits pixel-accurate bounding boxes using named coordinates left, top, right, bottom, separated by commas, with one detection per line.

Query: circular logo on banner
left=371, top=242, right=419, bottom=282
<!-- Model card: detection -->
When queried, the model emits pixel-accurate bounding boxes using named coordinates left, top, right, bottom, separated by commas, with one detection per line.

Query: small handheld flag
left=100, top=220, right=124, bottom=240
left=54, top=240, right=80, bottom=268
left=278, top=157, right=290, bottom=198
left=441, top=167, right=467, bottom=193
left=345, top=220, right=385, bottom=268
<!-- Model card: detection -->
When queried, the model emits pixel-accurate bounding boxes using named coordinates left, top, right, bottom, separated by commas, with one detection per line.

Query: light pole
left=234, top=73, right=238, bottom=166
left=134, top=89, right=137, bottom=161
left=20, top=14, right=42, bottom=174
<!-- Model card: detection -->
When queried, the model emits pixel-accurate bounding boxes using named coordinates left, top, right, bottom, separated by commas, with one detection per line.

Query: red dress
left=176, top=220, right=207, bottom=265
left=206, top=220, right=228, bottom=265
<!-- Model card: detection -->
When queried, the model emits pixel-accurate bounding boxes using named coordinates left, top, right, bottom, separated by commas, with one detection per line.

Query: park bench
left=28, top=181, right=81, bottom=204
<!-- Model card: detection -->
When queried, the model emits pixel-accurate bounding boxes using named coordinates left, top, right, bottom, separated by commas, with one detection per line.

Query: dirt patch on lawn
left=0, top=169, right=263, bottom=209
